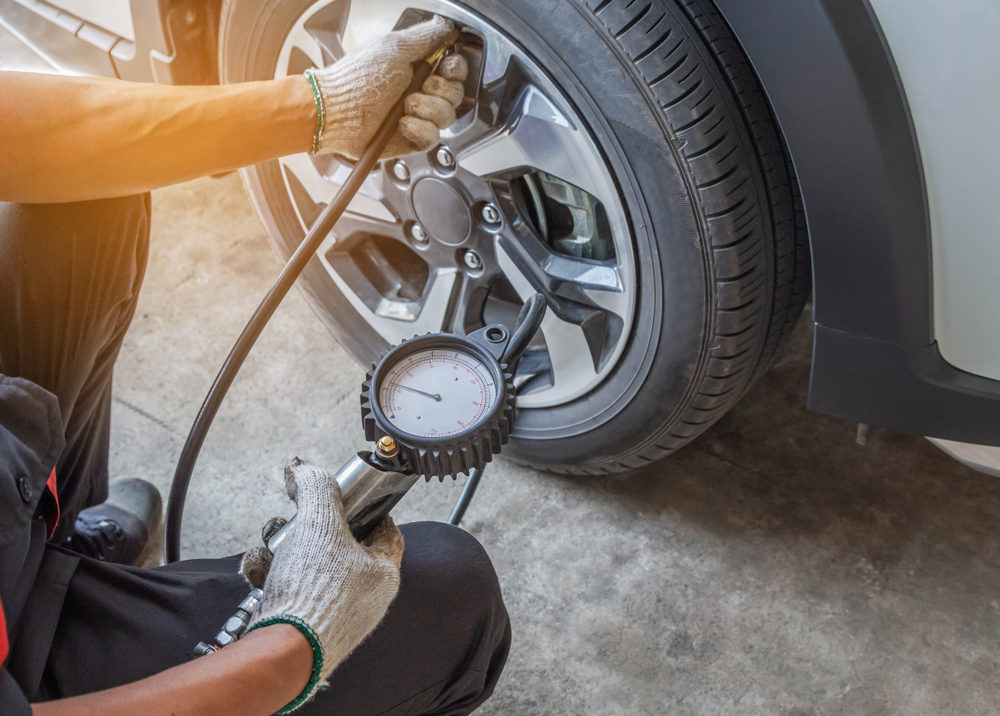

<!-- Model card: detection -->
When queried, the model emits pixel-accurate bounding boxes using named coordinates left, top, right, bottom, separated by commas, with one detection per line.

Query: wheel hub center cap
left=411, top=177, right=471, bottom=246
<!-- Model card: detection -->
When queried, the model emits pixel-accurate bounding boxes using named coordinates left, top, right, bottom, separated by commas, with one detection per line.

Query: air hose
left=165, top=33, right=458, bottom=563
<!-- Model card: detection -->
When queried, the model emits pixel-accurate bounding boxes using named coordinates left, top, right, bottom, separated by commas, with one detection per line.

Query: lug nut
left=481, top=203, right=501, bottom=225
left=435, top=146, right=455, bottom=168
left=391, top=160, right=410, bottom=182
left=464, top=250, right=483, bottom=271
left=410, top=223, right=429, bottom=244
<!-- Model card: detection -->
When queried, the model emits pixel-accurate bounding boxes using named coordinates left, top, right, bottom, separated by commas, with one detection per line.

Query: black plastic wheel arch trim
left=712, top=0, right=1000, bottom=442
left=811, top=327, right=1000, bottom=447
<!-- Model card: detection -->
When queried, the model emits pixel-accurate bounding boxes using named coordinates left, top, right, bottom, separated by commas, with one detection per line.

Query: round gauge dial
left=378, top=348, right=499, bottom=438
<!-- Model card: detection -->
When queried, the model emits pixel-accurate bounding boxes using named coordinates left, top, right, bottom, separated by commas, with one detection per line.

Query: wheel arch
left=713, top=0, right=932, bottom=345
left=714, top=0, right=1000, bottom=446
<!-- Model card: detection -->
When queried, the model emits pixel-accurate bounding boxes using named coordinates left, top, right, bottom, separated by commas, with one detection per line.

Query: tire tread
left=540, top=0, right=810, bottom=475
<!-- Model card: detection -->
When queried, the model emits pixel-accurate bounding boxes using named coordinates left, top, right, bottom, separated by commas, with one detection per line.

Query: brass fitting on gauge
left=375, top=435, right=400, bottom=459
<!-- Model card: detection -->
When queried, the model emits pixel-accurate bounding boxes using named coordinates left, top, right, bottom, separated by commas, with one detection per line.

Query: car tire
left=218, top=0, right=809, bottom=474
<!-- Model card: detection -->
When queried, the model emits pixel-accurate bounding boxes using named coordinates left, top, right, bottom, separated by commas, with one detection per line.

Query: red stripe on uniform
left=44, top=467, right=60, bottom=541
left=0, top=595, right=8, bottom=664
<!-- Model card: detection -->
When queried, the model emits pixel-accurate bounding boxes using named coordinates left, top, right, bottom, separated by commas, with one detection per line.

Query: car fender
left=714, top=0, right=1000, bottom=446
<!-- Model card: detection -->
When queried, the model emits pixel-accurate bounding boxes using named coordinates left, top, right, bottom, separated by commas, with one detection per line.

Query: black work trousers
left=0, top=195, right=510, bottom=714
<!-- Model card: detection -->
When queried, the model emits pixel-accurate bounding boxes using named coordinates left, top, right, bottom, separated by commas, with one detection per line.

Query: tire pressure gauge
left=196, top=298, right=545, bottom=656
left=361, top=325, right=517, bottom=479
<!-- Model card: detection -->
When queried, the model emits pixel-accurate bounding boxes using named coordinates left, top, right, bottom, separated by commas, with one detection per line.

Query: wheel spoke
left=542, top=255, right=623, bottom=292
left=544, top=254, right=632, bottom=322
left=276, top=0, right=351, bottom=75
left=402, top=268, right=458, bottom=337
left=315, top=158, right=387, bottom=204
left=315, top=259, right=459, bottom=345
left=495, top=241, right=607, bottom=406
left=279, top=153, right=335, bottom=205
left=471, top=16, right=520, bottom=86
left=579, top=285, right=632, bottom=327
left=441, top=270, right=495, bottom=336
left=456, top=81, right=615, bottom=209
left=303, top=0, right=350, bottom=64
left=280, top=22, right=324, bottom=71
left=325, top=211, right=405, bottom=255
left=535, top=313, right=602, bottom=398
left=278, top=154, right=395, bottom=230
left=496, top=228, right=630, bottom=327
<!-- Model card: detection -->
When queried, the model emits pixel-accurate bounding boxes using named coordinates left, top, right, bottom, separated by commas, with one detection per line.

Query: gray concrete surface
left=114, top=175, right=1000, bottom=715
left=5, top=27, right=1000, bottom=715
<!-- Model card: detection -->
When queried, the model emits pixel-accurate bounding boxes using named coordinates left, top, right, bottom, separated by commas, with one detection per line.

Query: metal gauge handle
left=265, top=453, right=418, bottom=552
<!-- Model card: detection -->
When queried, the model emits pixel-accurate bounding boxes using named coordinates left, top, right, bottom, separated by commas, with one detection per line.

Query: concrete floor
left=110, top=175, right=1000, bottom=715
left=5, top=28, right=1000, bottom=715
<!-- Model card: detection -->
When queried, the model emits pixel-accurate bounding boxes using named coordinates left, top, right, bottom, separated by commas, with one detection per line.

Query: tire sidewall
left=219, top=0, right=714, bottom=469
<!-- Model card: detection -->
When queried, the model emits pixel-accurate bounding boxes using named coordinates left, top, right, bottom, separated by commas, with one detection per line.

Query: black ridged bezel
left=360, top=333, right=516, bottom=479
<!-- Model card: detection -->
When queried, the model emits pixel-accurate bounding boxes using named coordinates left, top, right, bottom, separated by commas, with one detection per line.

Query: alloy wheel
left=268, top=0, right=637, bottom=408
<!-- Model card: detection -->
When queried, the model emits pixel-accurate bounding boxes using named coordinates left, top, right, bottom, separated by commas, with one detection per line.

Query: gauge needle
left=397, top=385, right=442, bottom=401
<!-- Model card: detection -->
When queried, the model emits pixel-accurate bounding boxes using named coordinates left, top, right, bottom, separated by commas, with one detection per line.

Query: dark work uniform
left=0, top=196, right=510, bottom=714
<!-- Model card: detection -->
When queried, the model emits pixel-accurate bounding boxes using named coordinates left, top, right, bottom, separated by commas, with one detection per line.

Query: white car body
left=869, top=0, right=1000, bottom=474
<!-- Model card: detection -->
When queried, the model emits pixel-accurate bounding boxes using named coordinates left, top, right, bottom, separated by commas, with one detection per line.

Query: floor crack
left=113, top=396, right=181, bottom=436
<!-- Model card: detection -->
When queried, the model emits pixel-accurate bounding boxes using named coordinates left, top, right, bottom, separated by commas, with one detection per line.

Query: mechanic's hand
left=308, top=15, right=469, bottom=159
left=240, top=459, right=403, bottom=707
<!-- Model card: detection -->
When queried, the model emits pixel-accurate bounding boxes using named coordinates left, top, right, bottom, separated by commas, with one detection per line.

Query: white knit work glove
left=306, top=15, right=469, bottom=159
left=240, top=459, right=404, bottom=712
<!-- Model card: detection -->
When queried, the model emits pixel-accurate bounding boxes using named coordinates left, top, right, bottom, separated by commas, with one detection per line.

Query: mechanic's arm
left=0, top=72, right=314, bottom=203
left=0, top=16, right=466, bottom=203
left=31, top=624, right=313, bottom=716
left=33, top=460, right=403, bottom=715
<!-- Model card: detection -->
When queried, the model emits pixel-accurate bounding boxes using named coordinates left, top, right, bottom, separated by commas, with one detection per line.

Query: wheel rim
left=260, top=0, right=636, bottom=409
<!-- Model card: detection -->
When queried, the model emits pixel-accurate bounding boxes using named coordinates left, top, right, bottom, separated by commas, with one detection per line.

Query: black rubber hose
left=501, top=293, right=546, bottom=366
left=165, top=57, right=443, bottom=563
left=448, top=296, right=545, bottom=526
left=447, top=466, right=482, bottom=526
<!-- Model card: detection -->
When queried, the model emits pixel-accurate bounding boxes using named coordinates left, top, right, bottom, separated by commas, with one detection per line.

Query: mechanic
left=0, top=16, right=510, bottom=715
